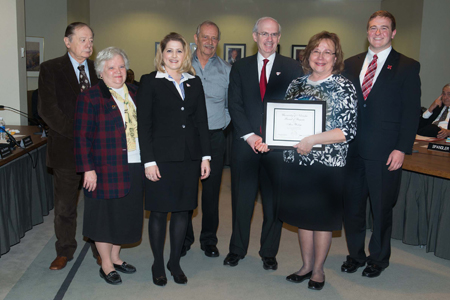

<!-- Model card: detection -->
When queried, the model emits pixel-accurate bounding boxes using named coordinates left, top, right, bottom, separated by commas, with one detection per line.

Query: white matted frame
left=263, top=99, right=326, bottom=150
left=26, top=37, right=44, bottom=77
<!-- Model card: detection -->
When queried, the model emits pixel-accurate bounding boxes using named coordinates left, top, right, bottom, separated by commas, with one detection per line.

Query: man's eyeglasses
left=257, top=32, right=280, bottom=38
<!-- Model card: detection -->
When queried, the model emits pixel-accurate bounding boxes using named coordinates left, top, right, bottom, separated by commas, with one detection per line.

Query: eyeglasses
left=257, top=32, right=280, bottom=38
left=311, top=50, right=335, bottom=58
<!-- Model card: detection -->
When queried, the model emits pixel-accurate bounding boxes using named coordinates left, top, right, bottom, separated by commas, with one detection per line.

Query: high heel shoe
left=151, top=265, right=167, bottom=286
left=167, top=262, right=188, bottom=284
left=308, top=276, right=325, bottom=291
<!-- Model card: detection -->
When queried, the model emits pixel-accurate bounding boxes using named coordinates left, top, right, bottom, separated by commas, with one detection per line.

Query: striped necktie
left=361, top=54, right=378, bottom=100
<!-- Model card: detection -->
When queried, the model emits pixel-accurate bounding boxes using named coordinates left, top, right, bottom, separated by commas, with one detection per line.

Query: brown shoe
left=49, top=256, right=70, bottom=270
left=96, top=255, right=102, bottom=266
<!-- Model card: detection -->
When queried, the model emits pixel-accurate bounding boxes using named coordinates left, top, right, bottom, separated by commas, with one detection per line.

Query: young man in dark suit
left=342, top=11, right=421, bottom=278
left=38, top=22, right=99, bottom=270
left=225, top=17, right=303, bottom=270
left=418, top=83, right=450, bottom=138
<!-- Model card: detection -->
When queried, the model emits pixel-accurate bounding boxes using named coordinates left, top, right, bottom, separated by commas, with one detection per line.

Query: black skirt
left=278, top=161, right=343, bottom=231
left=83, top=163, right=144, bottom=244
left=144, top=155, right=201, bottom=212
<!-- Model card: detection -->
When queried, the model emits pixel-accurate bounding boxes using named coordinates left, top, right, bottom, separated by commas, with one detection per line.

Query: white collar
left=257, top=52, right=276, bottom=64
left=155, top=70, right=195, bottom=84
left=367, top=46, right=392, bottom=62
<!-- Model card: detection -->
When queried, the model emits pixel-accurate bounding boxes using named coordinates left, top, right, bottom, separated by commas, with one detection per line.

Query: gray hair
left=443, top=83, right=450, bottom=90
left=252, top=17, right=281, bottom=34
left=195, top=20, right=221, bottom=41
left=94, top=47, right=129, bottom=77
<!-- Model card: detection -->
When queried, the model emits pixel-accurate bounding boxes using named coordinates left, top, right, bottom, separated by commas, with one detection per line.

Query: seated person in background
left=418, top=83, right=450, bottom=138
left=126, top=69, right=139, bottom=86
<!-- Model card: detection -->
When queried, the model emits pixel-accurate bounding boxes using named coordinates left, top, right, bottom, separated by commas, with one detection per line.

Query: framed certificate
left=263, top=99, right=326, bottom=150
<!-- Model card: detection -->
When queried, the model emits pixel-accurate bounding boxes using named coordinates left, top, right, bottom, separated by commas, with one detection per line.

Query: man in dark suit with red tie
left=38, top=22, right=99, bottom=270
left=341, top=11, right=421, bottom=278
left=225, top=17, right=302, bottom=269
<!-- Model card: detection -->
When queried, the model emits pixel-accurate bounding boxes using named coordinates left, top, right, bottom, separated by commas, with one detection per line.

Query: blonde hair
left=154, top=32, right=195, bottom=75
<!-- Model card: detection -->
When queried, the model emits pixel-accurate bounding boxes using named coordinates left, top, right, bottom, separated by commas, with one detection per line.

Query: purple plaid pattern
left=74, top=80, right=138, bottom=199
left=361, top=54, right=378, bottom=100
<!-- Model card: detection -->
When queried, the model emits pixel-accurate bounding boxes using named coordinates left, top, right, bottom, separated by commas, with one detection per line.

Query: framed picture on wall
left=26, top=37, right=44, bottom=77
left=224, top=43, right=246, bottom=65
left=155, top=42, right=160, bottom=55
left=291, top=45, right=307, bottom=63
left=190, top=43, right=197, bottom=54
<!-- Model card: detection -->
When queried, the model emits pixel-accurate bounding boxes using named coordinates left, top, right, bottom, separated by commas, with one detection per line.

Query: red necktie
left=361, top=54, right=378, bottom=100
left=260, top=59, right=269, bottom=102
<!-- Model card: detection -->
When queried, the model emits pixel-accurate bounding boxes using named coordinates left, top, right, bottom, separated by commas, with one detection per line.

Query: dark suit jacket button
left=363, top=104, right=367, bottom=108
left=182, top=125, right=185, bottom=128
left=181, top=107, right=184, bottom=111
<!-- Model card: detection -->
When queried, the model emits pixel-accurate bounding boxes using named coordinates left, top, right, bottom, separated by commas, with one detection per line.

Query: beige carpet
left=1, top=168, right=450, bottom=300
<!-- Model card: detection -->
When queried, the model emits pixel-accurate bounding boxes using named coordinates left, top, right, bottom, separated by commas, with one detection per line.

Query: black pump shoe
left=167, top=262, right=188, bottom=284
left=308, top=277, right=325, bottom=291
left=286, top=271, right=312, bottom=283
left=99, top=268, right=122, bottom=285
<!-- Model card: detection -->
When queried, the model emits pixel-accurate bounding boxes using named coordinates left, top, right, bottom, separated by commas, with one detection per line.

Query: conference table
left=386, top=139, right=450, bottom=260
left=0, top=126, right=53, bottom=258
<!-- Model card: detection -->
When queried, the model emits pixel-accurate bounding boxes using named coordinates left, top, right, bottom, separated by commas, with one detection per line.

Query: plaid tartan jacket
left=74, top=80, right=139, bottom=199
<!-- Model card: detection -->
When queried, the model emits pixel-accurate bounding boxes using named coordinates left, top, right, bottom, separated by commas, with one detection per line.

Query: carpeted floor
left=1, top=168, right=450, bottom=300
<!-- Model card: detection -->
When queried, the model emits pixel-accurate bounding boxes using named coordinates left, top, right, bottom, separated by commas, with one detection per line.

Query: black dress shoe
left=308, top=277, right=325, bottom=291
left=341, top=258, right=365, bottom=273
left=201, top=245, right=220, bottom=257
left=223, top=253, right=243, bottom=267
left=151, top=266, right=167, bottom=286
left=362, top=264, right=384, bottom=278
left=166, top=262, right=187, bottom=284
left=286, top=271, right=312, bottom=283
left=181, top=245, right=190, bottom=257
left=99, top=268, right=122, bottom=285
left=262, top=257, right=278, bottom=270
left=113, top=262, right=136, bottom=274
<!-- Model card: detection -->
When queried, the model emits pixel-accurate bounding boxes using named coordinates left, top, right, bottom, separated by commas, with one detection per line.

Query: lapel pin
left=186, top=83, right=191, bottom=87
left=387, top=65, right=392, bottom=70
left=112, top=105, right=117, bottom=109
left=276, top=72, right=281, bottom=76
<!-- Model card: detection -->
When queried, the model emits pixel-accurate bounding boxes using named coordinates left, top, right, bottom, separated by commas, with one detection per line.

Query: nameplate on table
left=0, top=146, right=12, bottom=159
left=427, top=143, right=450, bottom=153
left=19, top=136, right=33, bottom=148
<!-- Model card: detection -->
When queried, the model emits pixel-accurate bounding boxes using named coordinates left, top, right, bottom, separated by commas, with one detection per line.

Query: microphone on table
left=0, top=105, right=47, bottom=137
left=0, top=126, right=19, bottom=150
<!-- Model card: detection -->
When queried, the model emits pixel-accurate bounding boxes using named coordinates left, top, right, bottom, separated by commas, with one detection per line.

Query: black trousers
left=53, top=168, right=98, bottom=259
left=417, top=124, right=441, bottom=137
left=185, top=130, right=226, bottom=247
left=228, top=139, right=283, bottom=258
left=343, top=155, right=402, bottom=268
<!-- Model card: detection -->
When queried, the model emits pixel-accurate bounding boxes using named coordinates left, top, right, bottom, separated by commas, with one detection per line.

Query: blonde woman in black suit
left=137, top=32, right=211, bottom=286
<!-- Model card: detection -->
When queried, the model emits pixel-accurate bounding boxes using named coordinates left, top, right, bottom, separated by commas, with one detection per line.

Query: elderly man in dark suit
left=225, top=17, right=303, bottom=269
left=418, top=83, right=450, bottom=138
left=341, top=11, right=421, bottom=278
left=38, top=22, right=99, bottom=270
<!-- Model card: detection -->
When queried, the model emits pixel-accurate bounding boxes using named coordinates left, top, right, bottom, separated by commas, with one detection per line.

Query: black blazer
left=343, top=49, right=421, bottom=160
left=137, top=71, right=211, bottom=164
left=228, top=53, right=303, bottom=138
left=38, top=53, right=98, bottom=169
left=418, top=105, right=450, bottom=131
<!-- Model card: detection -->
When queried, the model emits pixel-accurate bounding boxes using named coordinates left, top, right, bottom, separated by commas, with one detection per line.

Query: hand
left=386, top=149, right=405, bottom=171
left=246, top=134, right=263, bottom=154
left=430, top=95, right=443, bottom=111
left=83, top=170, right=97, bottom=192
left=200, top=160, right=211, bottom=180
left=437, top=128, right=450, bottom=139
left=255, top=142, right=270, bottom=153
left=293, top=136, right=314, bottom=155
left=145, top=165, right=161, bottom=182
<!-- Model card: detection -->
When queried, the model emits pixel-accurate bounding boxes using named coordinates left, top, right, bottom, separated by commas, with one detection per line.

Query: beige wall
left=25, top=0, right=67, bottom=91
left=67, top=0, right=90, bottom=25
left=90, top=0, right=381, bottom=80
left=0, top=0, right=26, bottom=125
left=419, top=0, right=450, bottom=107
